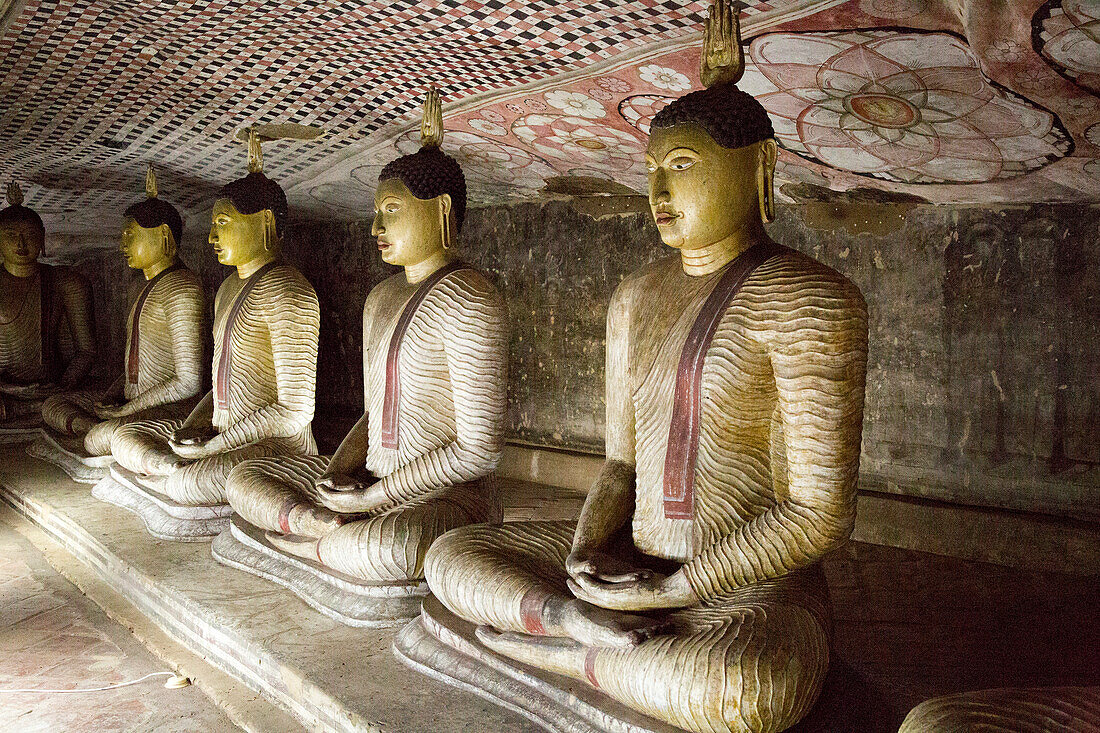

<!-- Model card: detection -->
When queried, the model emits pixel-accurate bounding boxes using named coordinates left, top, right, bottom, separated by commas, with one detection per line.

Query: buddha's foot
left=287, top=503, right=345, bottom=537
left=558, top=598, right=665, bottom=648
left=265, top=530, right=320, bottom=562
left=475, top=627, right=588, bottom=680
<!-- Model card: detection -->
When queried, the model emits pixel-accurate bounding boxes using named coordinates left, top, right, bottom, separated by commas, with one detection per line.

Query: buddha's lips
left=377, top=240, right=391, bottom=250
left=655, top=212, right=680, bottom=225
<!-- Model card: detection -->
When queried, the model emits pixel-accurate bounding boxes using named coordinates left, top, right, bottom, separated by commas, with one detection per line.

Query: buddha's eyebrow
left=662, top=147, right=700, bottom=164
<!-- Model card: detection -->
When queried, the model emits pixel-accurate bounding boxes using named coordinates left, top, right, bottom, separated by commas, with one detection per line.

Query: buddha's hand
left=93, top=401, right=125, bottom=419
left=566, top=546, right=653, bottom=584
left=171, top=425, right=215, bottom=446
left=169, top=438, right=214, bottom=460
left=567, top=569, right=696, bottom=612
left=314, top=472, right=364, bottom=492
left=315, top=480, right=389, bottom=514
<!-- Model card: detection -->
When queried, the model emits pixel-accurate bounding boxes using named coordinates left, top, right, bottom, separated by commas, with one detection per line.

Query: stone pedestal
left=212, top=515, right=427, bottom=628
left=26, top=429, right=111, bottom=483
left=394, top=596, right=684, bottom=733
left=91, top=465, right=231, bottom=541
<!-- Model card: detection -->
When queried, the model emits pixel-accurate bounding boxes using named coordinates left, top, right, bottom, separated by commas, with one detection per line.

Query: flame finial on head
left=145, top=163, right=158, bottom=199
left=6, top=181, right=23, bottom=207
left=701, top=0, right=745, bottom=88
left=247, top=126, right=264, bottom=173
left=419, top=86, right=444, bottom=149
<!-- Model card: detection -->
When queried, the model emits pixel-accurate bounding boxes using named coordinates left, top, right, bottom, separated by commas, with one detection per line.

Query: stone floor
left=1, top=445, right=1098, bottom=733
left=0, top=516, right=238, bottom=732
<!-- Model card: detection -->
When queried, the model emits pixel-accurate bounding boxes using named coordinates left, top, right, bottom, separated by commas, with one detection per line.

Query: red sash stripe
left=662, top=243, right=782, bottom=520
left=583, top=648, right=601, bottom=688
left=519, top=588, right=551, bottom=636
left=380, top=260, right=472, bottom=450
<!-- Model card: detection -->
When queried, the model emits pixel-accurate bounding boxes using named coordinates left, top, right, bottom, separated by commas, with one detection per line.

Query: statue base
left=91, top=465, right=231, bottom=541
left=394, top=596, right=683, bottom=733
left=26, top=429, right=111, bottom=484
left=212, top=515, right=428, bottom=628
left=0, top=414, right=44, bottom=444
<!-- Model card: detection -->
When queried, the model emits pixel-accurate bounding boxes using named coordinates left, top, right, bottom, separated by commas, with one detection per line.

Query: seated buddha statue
left=40, top=165, right=205, bottom=459
left=108, top=130, right=320, bottom=511
left=0, top=182, right=96, bottom=430
left=219, top=89, right=506, bottom=617
left=412, top=5, right=868, bottom=732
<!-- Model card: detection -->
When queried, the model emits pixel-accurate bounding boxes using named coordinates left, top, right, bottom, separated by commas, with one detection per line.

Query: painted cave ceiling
left=0, top=0, right=1098, bottom=250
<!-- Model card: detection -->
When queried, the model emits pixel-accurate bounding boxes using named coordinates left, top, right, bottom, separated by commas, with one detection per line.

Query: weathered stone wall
left=75, top=200, right=1100, bottom=521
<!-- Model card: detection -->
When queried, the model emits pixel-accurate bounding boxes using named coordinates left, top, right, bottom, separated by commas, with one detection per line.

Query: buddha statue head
left=646, top=0, right=777, bottom=255
left=373, top=87, right=467, bottom=270
left=121, top=165, right=184, bottom=274
left=210, top=128, right=288, bottom=270
left=0, top=182, right=45, bottom=276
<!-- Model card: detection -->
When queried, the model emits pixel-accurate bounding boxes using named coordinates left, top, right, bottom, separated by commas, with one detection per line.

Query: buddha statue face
left=371, top=177, right=452, bottom=268
left=646, top=122, right=777, bottom=251
left=0, top=218, right=43, bottom=269
left=120, top=217, right=173, bottom=271
left=209, top=199, right=275, bottom=267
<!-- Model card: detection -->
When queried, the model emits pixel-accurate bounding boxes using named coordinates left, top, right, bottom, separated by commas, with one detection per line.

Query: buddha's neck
left=142, top=256, right=176, bottom=280
left=405, top=249, right=453, bottom=285
left=3, top=260, right=38, bottom=278
left=680, top=221, right=765, bottom=277
left=236, top=251, right=277, bottom=279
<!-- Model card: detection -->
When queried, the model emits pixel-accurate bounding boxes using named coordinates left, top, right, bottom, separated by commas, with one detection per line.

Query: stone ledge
left=0, top=448, right=531, bottom=733
left=497, top=444, right=1100, bottom=575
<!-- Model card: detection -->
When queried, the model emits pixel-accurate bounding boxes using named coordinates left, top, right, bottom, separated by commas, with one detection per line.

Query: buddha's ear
left=757, top=138, right=778, bottom=224
left=160, top=223, right=177, bottom=259
left=437, top=193, right=453, bottom=250
left=262, top=208, right=278, bottom=251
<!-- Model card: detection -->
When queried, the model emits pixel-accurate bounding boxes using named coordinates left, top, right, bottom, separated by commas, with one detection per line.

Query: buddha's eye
left=669, top=157, right=697, bottom=171
left=385, top=203, right=400, bottom=213
left=644, top=161, right=657, bottom=173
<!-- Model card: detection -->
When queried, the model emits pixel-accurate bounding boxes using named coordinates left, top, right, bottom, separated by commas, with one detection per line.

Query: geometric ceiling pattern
left=0, top=0, right=1098, bottom=250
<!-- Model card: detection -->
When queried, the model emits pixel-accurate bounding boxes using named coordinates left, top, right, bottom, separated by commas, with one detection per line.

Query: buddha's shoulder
left=612, top=254, right=681, bottom=304
left=442, top=264, right=500, bottom=299
left=159, top=266, right=203, bottom=293
left=260, top=263, right=317, bottom=298
left=749, top=246, right=866, bottom=310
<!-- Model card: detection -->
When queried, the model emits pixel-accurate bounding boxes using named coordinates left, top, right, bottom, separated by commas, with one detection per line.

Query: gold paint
left=700, top=0, right=744, bottom=88
left=645, top=123, right=778, bottom=276
left=420, top=85, right=444, bottom=148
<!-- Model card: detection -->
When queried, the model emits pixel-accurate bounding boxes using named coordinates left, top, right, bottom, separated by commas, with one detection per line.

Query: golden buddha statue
left=401, top=5, right=869, bottom=732
left=0, top=182, right=96, bottom=433
left=214, top=89, right=507, bottom=626
left=99, top=131, right=320, bottom=538
left=38, top=166, right=205, bottom=472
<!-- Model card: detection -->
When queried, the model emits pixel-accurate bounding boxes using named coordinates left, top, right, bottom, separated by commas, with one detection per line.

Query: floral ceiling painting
left=0, top=0, right=1097, bottom=245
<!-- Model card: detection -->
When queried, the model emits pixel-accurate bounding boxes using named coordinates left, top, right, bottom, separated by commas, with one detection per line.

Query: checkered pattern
left=0, top=0, right=757, bottom=228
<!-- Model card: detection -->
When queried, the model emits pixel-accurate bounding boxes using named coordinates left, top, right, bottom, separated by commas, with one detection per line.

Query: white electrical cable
left=0, top=671, right=175, bottom=694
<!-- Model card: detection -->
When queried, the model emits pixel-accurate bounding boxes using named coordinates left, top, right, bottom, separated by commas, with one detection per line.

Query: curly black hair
left=124, top=197, right=184, bottom=245
left=378, top=146, right=467, bottom=230
left=650, top=83, right=774, bottom=150
left=219, top=171, right=289, bottom=237
left=0, top=201, right=45, bottom=240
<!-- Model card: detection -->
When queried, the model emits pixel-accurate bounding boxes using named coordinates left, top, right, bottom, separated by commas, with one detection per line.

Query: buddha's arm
left=204, top=277, right=319, bottom=453
left=372, top=278, right=507, bottom=506
left=681, top=274, right=868, bottom=600
left=57, top=270, right=96, bottom=388
left=114, top=279, right=205, bottom=417
left=571, top=280, right=637, bottom=561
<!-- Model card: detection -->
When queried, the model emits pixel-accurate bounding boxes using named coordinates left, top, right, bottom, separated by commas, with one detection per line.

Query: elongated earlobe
left=439, top=194, right=452, bottom=251
left=757, top=139, right=777, bottom=224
